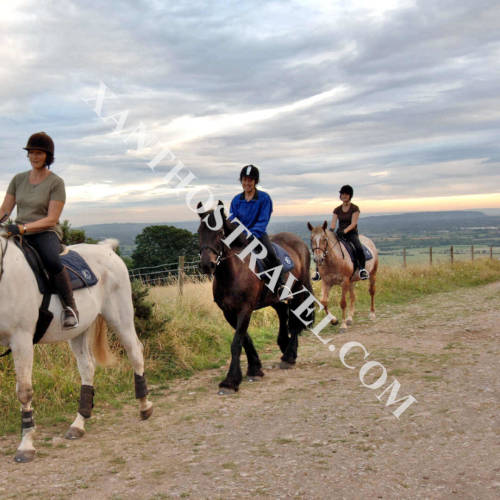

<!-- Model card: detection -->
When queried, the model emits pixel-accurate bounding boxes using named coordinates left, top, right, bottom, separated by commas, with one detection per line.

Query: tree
left=61, top=220, right=97, bottom=245
left=131, top=225, right=198, bottom=268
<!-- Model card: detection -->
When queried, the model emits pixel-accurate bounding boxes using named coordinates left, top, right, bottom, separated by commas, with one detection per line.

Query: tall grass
left=0, top=258, right=499, bottom=435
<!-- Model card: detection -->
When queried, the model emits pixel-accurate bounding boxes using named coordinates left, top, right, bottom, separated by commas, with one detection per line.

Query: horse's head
left=307, top=220, right=329, bottom=265
left=197, top=200, right=227, bottom=275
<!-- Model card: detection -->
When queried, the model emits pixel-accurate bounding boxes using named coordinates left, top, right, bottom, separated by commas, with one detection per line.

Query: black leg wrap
left=78, top=385, right=95, bottom=419
left=21, top=410, right=34, bottom=430
left=134, top=373, right=148, bottom=399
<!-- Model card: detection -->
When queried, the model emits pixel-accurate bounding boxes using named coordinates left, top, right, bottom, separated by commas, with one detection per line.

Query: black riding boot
left=53, top=268, right=79, bottom=328
left=259, top=234, right=290, bottom=297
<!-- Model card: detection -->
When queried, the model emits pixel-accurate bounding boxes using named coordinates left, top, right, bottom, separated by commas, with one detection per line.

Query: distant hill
left=79, top=210, right=500, bottom=255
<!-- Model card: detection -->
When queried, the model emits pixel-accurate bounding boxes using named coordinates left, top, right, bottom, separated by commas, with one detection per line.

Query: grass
left=0, top=258, right=499, bottom=436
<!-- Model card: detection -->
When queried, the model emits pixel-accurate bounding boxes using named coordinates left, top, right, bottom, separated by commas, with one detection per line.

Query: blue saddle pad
left=342, top=241, right=373, bottom=267
left=256, top=243, right=294, bottom=273
left=61, top=250, right=98, bottom=290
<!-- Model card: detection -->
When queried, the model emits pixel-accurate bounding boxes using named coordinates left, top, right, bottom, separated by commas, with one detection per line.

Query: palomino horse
left=0, top=234, right=153, bottom=462
left=307, top=221, right=378, bottom=333
left=197, top=202, right=314, bottom=393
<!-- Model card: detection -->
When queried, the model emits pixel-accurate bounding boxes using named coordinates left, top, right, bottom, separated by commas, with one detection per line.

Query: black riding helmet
left=23, top=131, right=55, bottom=167
left=339, top=185, right=354, bottom=198
left=239, top=164, right=259, bottom=184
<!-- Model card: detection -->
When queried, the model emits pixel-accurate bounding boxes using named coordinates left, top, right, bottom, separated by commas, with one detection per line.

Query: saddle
left=13, top=236, right=98, bottom=294
left=339, top=237, right=373, bottom=270
left=256, top=243, right=294, bottom=273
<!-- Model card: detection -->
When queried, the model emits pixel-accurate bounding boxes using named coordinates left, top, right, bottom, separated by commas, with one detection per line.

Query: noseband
left=199, top=244, right=224, bottom=266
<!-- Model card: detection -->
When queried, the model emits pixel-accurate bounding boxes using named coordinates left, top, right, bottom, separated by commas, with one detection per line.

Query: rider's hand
left=6, top=224, right=22, bottom=236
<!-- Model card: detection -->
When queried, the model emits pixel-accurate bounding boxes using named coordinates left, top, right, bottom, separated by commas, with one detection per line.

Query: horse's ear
left=307, top=222, right=313, bottom=231
left=322, top=220, right=328, bottom=231
left=217, top=200, right=226, bottom=219
left=196, top=201, right=205, bottom=218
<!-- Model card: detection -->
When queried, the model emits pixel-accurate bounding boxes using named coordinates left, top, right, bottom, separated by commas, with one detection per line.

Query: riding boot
left=312, top=266, right=321, bottom=281
left=52, top=268, right=79, bottom=328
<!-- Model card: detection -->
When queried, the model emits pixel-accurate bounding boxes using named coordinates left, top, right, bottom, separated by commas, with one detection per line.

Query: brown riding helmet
left=23, top=132, right=55, bottom=166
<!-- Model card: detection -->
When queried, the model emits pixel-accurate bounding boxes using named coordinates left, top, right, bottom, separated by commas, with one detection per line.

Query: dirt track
left=0, top=282, right=499, bottom=499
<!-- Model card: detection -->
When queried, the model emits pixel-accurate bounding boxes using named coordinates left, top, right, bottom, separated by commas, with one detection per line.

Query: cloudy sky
left=1, top=0, right=499, bottom=225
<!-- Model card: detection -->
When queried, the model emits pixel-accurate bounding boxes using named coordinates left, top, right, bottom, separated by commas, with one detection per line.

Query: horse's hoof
left=14, top=449, right=35, bottom=463
left=369, top=312, right=376, bottom=321
left=330, top=318, right=339, bottom=326
left=218, top=388, right=237, bottom=395
left=339, top=327, right=347, bottom=334
left=140, top=405, right=154, bottom=421
left=246, top=375, right=263, bottom=382
left=280, top=361, right=295, bottom=370
left=346, top=318, right=353, bottom=326
left=65, top=427, right=85, bottom=440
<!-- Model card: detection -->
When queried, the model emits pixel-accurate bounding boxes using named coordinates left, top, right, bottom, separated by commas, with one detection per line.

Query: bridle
left=311, top=231, right=341, bottom=260
left=199, top=230, right=232, bottom=266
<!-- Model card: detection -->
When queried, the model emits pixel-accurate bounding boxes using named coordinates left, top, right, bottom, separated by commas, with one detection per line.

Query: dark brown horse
left=197, top=201, right=314, bottom=393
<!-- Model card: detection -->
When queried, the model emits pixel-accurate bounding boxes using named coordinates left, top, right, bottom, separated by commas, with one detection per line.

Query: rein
left=0, top=236, right=7, bottom=280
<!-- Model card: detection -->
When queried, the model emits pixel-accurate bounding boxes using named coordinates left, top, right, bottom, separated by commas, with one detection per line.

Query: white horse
left=0, top=234, right=153, bottom=462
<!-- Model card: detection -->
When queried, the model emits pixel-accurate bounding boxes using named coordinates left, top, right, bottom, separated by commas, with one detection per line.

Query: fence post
left=178, top=255, right=185, bottom=296
left=450, top=245, right=454, bottom=264
left=403, top=248, right=406, bottom=268
left=471, top=245, right=474, bottom=261
left=429, top=246, right=432, bottom=265
left=491, top=246, right=494, bottom=260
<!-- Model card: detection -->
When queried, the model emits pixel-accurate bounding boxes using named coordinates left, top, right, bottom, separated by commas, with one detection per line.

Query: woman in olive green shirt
left=0, top=132, right=79, bottom=328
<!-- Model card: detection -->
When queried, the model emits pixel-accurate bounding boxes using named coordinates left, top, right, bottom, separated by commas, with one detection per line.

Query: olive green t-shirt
left=7, top=171, right=66, bottom=240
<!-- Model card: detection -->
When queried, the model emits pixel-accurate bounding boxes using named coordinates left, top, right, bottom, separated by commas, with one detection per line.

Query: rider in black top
left=312, top=185, right=369, bottom=281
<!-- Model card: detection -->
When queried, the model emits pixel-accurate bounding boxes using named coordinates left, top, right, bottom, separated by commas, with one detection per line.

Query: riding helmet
left=23, top=132, right=55, bottom=166
left=239, top=164, right=259, bottom=184
left=339, top=185, right=354, bottom=198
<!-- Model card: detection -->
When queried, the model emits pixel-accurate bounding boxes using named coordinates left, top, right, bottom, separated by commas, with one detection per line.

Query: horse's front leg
left=66, top=331, right=95, bottom=439
left=339, top=280, right=350, bottom=333
left=320, top=279, right=338, bottom=325
left=219, top=309, right=251, bottom=394
left=11, top=341, right=36, bottom=463
left=346, top=282, right=356, bottom=326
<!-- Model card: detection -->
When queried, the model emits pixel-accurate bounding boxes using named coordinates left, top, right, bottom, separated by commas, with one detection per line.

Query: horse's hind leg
left=11, top=340, right=36, bottom=462
left=339, top=280, right=349, bottom=333
left=102, top=295, right=153, bottom=420
left=346, top=283, right=356, bottom=326
left=66, top=331, right=95, bottom=439
left=272, top=302, right=289, bottom=355
left=369, top=273, right=376, bottom=320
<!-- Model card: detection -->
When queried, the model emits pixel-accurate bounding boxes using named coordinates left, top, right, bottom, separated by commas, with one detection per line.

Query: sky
left=1, top=0, right=499, bottom=225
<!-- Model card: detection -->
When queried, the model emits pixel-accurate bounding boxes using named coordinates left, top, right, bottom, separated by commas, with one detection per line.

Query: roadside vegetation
left=0, top=258, right=499, bottom=435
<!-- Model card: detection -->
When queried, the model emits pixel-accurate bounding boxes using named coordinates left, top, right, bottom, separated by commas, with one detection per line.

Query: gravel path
left=0, top=282, right=499, bottom=499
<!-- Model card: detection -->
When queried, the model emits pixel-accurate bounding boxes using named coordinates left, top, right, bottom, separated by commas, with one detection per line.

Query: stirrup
left=359, top=268, right=369, bottom=280
left=277, top=284, right=293, bottom=301
left=61, top=307, right=79, bottom=329
left=312, top=271, right=321, bottom=281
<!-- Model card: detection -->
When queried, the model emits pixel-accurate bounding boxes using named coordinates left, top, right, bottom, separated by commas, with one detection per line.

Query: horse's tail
left=98, top=238, right=120, bottom=251
left=91, top=314, right=115, bottom=366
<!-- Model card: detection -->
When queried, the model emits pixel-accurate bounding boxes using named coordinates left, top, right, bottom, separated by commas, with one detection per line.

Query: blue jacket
left=229, top=189, right=273, bottom=238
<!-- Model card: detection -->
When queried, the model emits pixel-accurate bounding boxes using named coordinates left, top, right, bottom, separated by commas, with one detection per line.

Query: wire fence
left=129, top=244, right=499, bottom=291
left=128, top=257, right=204, bottom=291
left=379, top=244, right=499, bottom=267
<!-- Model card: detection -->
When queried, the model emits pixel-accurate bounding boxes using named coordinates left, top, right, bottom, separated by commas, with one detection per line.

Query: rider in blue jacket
left=229, top=165, right=287, bottom=294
